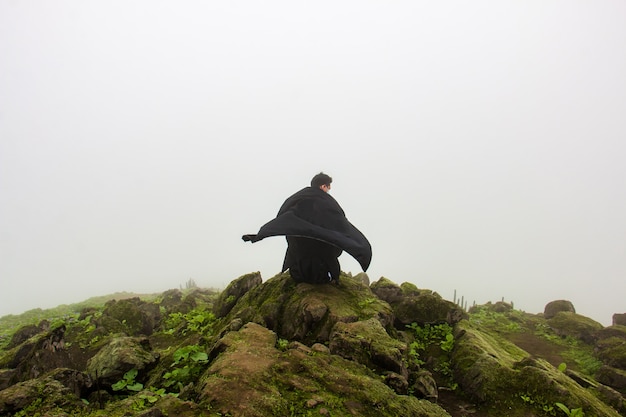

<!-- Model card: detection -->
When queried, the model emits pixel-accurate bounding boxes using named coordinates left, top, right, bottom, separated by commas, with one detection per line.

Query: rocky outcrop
left=86, top=337, right=159, bottom=387
left=1, top=272, right=625, bottom=416
left=614, top=313, right=626, bottom=327
left=371, top=277, right=466, bottom=327
left=99, top=298, right=162, bottom=336
left=198, top=322, right=450, bottom=417
left=452, top=320, right=622, bottom=416
left=0, top=375, right=87, bottom=416
left=547, top=311, right=603, bottom=344
left=220, top=272, right=394, bottom=345
left=329, top=318, right=408, bottom=378
left=213, top=272, right=262, bottom=317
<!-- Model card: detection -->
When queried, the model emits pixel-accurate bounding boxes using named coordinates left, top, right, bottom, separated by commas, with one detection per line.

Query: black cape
left=242, top=187, right=372, bottom=274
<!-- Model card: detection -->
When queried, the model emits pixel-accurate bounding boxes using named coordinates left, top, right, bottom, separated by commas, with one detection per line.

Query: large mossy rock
left=452, top=320, right=621, bottom=416
left=544, top=299, right=576, bottom=319
left=329, top=317, right=408, bottom=379
left=547, top=311, right=604, bottom=344
left=596, top=365, right=626, bottom=394
left=86, top=336, right=158, bottom=387
left=98, top=298, right=162, bottom=336
left=198, top=322, right=450, bottom=417
left=213, top=271, right=262, bottom=317
left=595, top=325, right=626, bottom=371
left=0, top=323, right=92, bottom=387
left=220, top=272, right=394, bottom=345
left=371, top=277, right=465, bottom=327
left=0, top=374, right=87, bottom=416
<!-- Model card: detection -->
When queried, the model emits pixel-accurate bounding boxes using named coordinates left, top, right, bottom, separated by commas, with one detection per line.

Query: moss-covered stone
left=86, top=336, right=158, bottom=386
left=452, top=320, right=622, bottom=416
left=0, top=375, right=87, bottom=416
left=220, top=272, right=394, bottom=345
left=371, top=277, right=404, bottom=303
left=99, top=298, right=161, bottom=336
left=596, top=365, right=626, bottom=393
left=329, top=318, right=408, bottom=378
left=544, top=299, right=576, bottom=319
left=213, top=271, right=262, bottom=317
left=198, top=322, right=450, bottom=417
left=547, top=311, right=604, bottom=344
left=596, top=336, right=626, bottom=370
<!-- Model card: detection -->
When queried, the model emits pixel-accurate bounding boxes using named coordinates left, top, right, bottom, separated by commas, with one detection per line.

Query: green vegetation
left=555, top=402, right=585, bottom=417
left=112, top=368, right=143, bottom=392
left=406, top=322, right=456, bottom=389
left=406, top=322, right=454, bottom=363
left=0, top=273, right=622, bottom=417
left=164, top=308, right=216, bottom=335
left=163, top=345, right=209, bottom=392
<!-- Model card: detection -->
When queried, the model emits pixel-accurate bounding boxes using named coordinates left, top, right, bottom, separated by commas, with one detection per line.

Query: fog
left=1, top=1, right=625, bottom=326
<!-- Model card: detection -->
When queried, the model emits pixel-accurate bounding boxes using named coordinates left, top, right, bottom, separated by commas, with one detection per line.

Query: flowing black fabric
left=242, top=187, right=371, bottom=281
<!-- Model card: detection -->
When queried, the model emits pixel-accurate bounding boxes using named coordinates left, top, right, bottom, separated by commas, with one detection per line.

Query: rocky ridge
left=0, top=271, right=624, bottom=416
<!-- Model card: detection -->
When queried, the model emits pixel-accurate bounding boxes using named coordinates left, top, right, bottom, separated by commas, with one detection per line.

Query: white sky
left=1, top=1, right=625, bottom=326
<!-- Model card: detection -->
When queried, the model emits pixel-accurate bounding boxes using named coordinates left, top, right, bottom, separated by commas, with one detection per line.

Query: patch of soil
left=437, top=388, right=489, bottom=417
left=507, top=332, right=567, bottom=369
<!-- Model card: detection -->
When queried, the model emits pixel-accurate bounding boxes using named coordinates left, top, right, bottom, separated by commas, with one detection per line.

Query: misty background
left=1, top=1, right=625, bottom=326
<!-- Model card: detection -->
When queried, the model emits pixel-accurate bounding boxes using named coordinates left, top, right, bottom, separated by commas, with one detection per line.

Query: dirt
left=436, top=389, right=480, bottom=416
left=507, top=332, right=567, bottom=369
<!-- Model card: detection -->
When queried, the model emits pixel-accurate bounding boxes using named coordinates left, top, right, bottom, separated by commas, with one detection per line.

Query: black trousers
left=283, top=236, right=342, bottom=284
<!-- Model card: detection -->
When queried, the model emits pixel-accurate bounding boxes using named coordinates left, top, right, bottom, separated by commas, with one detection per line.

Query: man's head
left=311, top=172, right=332, bottom=193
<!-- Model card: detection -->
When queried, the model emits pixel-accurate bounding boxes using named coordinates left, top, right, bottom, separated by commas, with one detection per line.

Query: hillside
left=0, top=272, right=624, bottom=416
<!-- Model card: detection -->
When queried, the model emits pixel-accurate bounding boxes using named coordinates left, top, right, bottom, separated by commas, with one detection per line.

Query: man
left=242, top=172, right=371, bottom=284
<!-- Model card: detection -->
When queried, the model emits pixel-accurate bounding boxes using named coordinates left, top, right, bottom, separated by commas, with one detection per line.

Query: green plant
left=358, top=297, right=376, bottom=309
left=132, top=387, right=169, bottom=411
left=277, top=338, right=289, bottom=351
left=440, top=333, right=454, bottom=353
left=163, top=308, right=216, bottom=335
left=407, top=323, right=456, bottom=389
left=163, top=345, right=208, bottom=391
left=555, top=402, right=584, bottom=416
left=407, top=323, right=454, bottom=357
left=112, top=368, right=143, bottom=392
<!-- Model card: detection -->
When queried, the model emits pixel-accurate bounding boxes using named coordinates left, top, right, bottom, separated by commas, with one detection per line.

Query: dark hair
left=311, top=172, right=332, bottom=188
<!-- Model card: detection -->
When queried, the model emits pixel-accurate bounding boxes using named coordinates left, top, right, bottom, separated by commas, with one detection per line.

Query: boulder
left=159, top=289, right=183, bottom=313
left=354, top=272, right=370, bottom=286
left=596, top=325, right=626, bottom=342
left=371, top=278, right=465, bottom=328
left=595, top=336, right=626, bottom=370
left=86, top=336, right=158, bottom=387
left=198, top=322, right=450, bottom=417
left=0, top=324, right=86, bottom=384
left=411, top=370, right=438, bottom=401
left=213, top=271, right=262, bottom=317
left=46, top=368, right=93, bottom=398
left=596, top=365, right=626, bottom=393
left=220, top=272, right=394, bottom=345
left=329, top=318, right=407, bottom=378
left=0, top=376, right=86, bottom=416
left=544, top=299, right=575, bottom=319
left=613, top=313, right=626, bottom=327
left=5, top=320, right=49, bottom=349
left=370, top=277, right=404, bottom=304
left=451, top=320, right=621, bottom=416
left=547, top=311, right=603, bottom=344
left=99, top=297, right=162, bottom=336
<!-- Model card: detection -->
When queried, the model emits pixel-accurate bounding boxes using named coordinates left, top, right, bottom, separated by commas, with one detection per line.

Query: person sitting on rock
left=242, top=172, right=371, bottom=284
